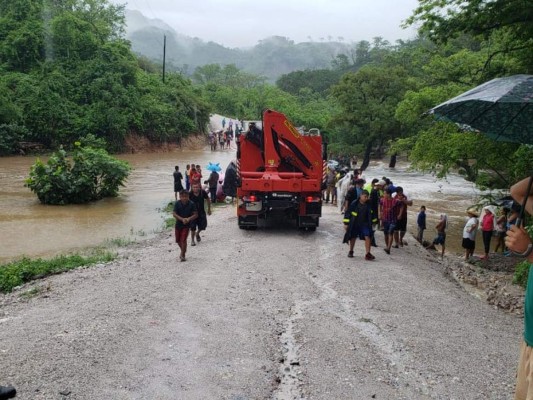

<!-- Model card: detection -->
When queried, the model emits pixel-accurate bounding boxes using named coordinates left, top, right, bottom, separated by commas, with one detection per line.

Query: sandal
left=196, top=234, right=201, bottom=242
left=191, top=242, right=196, bottom=246
left=180, top=255, right=186, bottom=262
left=348, top=251, right=354, bottom=258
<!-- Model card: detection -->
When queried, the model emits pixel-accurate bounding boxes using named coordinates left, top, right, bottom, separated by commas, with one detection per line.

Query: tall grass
left=0, top=252, right=116, bottom=293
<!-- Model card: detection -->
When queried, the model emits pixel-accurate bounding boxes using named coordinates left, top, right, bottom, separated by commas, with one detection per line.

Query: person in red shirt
left=190, top=166, right=201, bottom=187
left=480, top=206, right=495, bottom=260
left=379, top=188, right=399, bottom=254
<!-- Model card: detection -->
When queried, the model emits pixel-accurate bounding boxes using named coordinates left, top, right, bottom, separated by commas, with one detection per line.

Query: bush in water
left=25, top=140, right=130, bottom=205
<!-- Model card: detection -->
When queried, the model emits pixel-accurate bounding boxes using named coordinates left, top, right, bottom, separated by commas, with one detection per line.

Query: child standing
left=417, top=205, right=427, bottom=243
left=343, top=190, right=376, bottom=260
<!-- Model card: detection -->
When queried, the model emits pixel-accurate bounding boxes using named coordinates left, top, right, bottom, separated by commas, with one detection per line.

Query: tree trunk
left=360, top=142, right=373, bottom=171
left=389, top=153, right=397, bottom=168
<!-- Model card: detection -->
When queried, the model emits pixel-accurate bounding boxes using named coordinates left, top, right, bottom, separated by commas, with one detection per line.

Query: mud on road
left=0, top=204, right=522, bottom=399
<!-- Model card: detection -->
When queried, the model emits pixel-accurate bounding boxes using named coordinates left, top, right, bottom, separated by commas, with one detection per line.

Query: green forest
left=1, top=0, right=532, bottom=189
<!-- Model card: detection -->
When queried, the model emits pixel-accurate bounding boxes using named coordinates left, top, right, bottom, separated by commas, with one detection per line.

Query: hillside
left=124, top=9, right=352, bottom=80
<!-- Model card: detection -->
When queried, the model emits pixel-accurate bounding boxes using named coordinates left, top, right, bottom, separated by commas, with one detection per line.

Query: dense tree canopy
left=0, top=0, right=210, bottom=152
left=1, top=0, right=532, bottom=190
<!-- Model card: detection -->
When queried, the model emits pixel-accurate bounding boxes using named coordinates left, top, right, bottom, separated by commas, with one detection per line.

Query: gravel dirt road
left=0, top=203, right=522, bottom=399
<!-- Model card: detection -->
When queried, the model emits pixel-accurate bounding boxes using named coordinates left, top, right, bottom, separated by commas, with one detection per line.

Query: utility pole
left=162, top=34, right=166, bottom=83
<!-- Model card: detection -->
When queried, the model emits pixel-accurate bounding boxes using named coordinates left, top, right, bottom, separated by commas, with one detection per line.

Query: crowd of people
left=328, top=165, right=527, bottom=264
left=172, top=161, right=238, bottom=261
left=209, top=118, right=243, bottom=151
left=334, top=170, right=416, bottom=261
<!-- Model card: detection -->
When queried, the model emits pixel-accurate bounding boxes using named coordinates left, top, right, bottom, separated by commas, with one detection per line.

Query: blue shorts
left=349, top=226, right=371, bottom=240
left=382, top=221, right=396, bottom=234
left=433, top=233, right=446, bottom=245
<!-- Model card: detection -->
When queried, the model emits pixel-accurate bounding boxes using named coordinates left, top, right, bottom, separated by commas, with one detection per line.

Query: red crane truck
left=236, top=109, right=327, bottom=230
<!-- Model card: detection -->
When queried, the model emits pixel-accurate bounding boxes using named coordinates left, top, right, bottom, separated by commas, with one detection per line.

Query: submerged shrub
left=25, top=139, right=130, bottom=204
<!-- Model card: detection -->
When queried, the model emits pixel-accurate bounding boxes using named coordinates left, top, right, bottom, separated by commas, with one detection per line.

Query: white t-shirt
left=463, top=217, right=478, bottom=240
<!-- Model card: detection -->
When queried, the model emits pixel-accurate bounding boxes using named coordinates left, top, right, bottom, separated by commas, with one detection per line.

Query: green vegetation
left=25, top=137, right=130, bottom=204
left=513, top=260, right=531, bottom=288
left=0, top=0, right=209, bottom=153
left=0, top=252, right=116, bottom=293
left=2, top=0, right=532, bottom=192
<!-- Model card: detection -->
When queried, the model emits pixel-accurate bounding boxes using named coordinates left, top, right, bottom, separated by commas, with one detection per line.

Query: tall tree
left=330, top=65, right=413, bottom=159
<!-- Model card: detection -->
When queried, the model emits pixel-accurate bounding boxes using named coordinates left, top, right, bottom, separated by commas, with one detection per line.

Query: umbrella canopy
left=429, top=74, right=533, bottom=145
left=206, top=162, right=222, bottom=172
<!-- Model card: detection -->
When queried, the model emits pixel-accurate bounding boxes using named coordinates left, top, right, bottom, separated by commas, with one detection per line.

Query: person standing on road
left=173, top=190, right=198, bottom=262
left=189, top=183, right=211, bottom=246
left=379, top=188, right=399, bottom=255
left=393, top=186, right=413, bottom=247
left=185, top=164, right=191, bottom=191
left=462, top=208, right=479, bottom=261
left=494, top=208, right=508, bottom=253
left=173, top=165, right=184, bottom=200
left=417, top=205, right=427, bottom=243
left=324, top=167, right=336, bottom=203
left=343, top=189, right=376, bottom=260
left=480, top=206, right=495, bottom=260
left=506, top=176, right=533, bottom=400
left=369, top=179, right=383, bottom=247
left=207, top=169, right=220, bottom=204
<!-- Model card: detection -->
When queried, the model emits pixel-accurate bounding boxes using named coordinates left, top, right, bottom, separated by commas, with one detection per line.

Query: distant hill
left=123, top=10, right=352, bottom=81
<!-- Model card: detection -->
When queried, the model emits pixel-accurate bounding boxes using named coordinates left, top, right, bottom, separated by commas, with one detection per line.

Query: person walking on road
left=189, top=183, right=211, bottom=246
left=173, top=165, right=184, bottom=200
left=379, top=188, right=399, bottom=255
left=506, top=176, right=533, bottom=400
left=343, top=189, right=376, bottom=260
left=173, top=190, right=198, bottom=262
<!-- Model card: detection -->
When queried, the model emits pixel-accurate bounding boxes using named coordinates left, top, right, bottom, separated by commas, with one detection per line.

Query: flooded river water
left=0, top=149, right=490, bottom=264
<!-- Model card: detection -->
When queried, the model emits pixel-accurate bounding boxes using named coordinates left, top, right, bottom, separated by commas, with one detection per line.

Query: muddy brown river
left=0, top=150, right=491, bottom=264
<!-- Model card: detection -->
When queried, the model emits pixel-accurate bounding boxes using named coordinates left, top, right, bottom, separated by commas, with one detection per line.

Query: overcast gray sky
left=113, top=0, right=420, bottom=48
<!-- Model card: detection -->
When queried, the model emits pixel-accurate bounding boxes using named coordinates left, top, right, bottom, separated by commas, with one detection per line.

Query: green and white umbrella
left=429, top=74, right=533, bottom=145
left=429, top=74, right=533, bottom=227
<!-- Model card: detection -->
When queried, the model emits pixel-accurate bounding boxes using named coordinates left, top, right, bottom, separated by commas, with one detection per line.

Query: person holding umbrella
left=506, top=176, right=533, bottom=400
left=206, top=162, right=222, bottom=203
